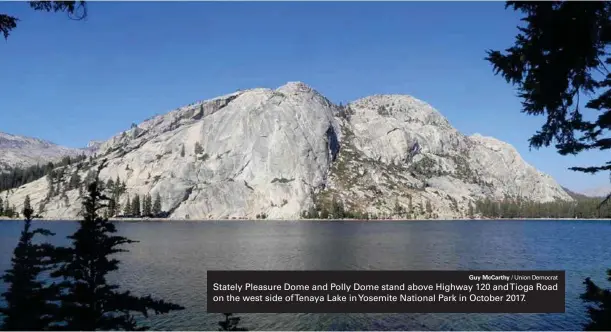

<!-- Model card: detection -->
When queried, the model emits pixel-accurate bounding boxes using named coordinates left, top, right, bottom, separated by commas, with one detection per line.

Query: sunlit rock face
left=0, top=132, right=87, bottom=172
left=1, top=82, right=572, bottom=220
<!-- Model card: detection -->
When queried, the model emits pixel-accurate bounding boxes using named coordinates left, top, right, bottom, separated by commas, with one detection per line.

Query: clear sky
left=0, top=1, right=607, bottom=192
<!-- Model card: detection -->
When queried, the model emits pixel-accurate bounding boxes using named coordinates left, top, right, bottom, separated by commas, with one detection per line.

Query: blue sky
left=0, top=1, right=607, bottom=191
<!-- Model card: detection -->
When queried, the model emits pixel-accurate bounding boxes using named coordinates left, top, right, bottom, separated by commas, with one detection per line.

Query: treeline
left=301, top=196, right=364, bottom=219
left=0, top=195, right=18, bottom=218
left=300, top=195, right=610, bottom=220
left=1, top=164, right=248, bottom=331
left=0, top=162, right=185, bottom=330
left=301, top=195, right=435, bottom=220
left=121, top=192, right=163, bottom=218
left=0, top=155, right=87, bottom=193
left=1, top=161, right=248, bottom=330
left=10, top=159, right=168, bottom=219
left=473, top=196, right=611, bottom=219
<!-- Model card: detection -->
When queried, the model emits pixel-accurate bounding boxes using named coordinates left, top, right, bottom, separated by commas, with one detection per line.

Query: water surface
left=0, top=220, right=609, bottom=330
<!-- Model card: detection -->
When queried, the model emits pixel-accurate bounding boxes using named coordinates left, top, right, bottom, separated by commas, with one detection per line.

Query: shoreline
left=1, top=216, right=610, bottom=222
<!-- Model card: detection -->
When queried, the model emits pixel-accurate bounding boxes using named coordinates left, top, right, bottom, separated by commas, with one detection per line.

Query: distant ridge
left=579, top=185, right=611, bottom=198
left=0, top=131, right=90, bottom=172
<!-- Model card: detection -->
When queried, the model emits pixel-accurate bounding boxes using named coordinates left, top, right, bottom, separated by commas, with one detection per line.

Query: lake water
left=0, top=220, right=609, bottom=330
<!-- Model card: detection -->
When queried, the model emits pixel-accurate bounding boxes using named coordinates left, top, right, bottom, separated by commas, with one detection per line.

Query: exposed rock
left=0, top=82, right=573, bottom=220
left=0, top=132, right=88, bottom=172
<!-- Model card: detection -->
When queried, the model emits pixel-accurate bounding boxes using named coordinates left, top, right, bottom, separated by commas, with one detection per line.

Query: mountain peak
left=276, top=81, right=318, bottom=95
left=0, top=83, right=573, bottom=219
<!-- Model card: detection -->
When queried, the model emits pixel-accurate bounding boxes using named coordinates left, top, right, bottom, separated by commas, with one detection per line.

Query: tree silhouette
left=152, top=193, right=162, bottom=216
left=581, top=270, right=611, bottom=331
left=218, top=313, right=248, bottom=331
left=142, top=194, right=152, bottom=217
left=1, top=1, right=87, bottom=40
left=124, top=195, right=132, bottom=216
left=50, top=161, right=184, bottom=330
left=487, top=2, right=611, bottom=182
left=194, top=142, right=204, bottom=155
left=488, top=2, right=611, bottom=330
left=0, top=195, right=59, bottom=330
left=131, top=194, right=141, bottom=217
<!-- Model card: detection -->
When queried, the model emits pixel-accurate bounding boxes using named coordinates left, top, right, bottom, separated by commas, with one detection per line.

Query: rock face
left=0, top=132, right=87, bottom=172
left=0, top=82, right=573, bottom=219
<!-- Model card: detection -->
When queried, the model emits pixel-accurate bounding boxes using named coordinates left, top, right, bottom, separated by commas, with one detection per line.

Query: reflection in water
left=0, top=219, right=609, bottom=330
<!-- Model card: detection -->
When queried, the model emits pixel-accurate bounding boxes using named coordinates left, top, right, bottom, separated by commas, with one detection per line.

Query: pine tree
left=108, top=195, right=117, bottom=217
left=194, top=142, right=203, bottom=155
left=142, top=194, right=152, bottom=217
left=112, top=192, right=121, bottom=218
left=106, top=178, right=115, bottom=192
left=425, top=200, right=433, bottom=218
left=50, top=161, right=184, bottom=330
left=581, top=270, right=611, bottom=331
left=115, top=176, right=122, bottom=193
left=124, top=195, right=132, bottom=216
left=131, top=195, right=141, bottom=217
left=68, top=171, right=81, bottom=190
left=407, top=195, right=413, bottom=216
left=468, top=202, right=475, bottom=219
left=218, top=313, right=248, bottom=331
left=393, top=199, right=404, bottom=217
left=23, top=195, right=31, bottom=216
left=0, top=195, right=59, bottom=330
left=488, top=2, right=611, bottom=178
left=153, top=193, right=162, bottom=216
left=331, top=196, right=344, bottom=219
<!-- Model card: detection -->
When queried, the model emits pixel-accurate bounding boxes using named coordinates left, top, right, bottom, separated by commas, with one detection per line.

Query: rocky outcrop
left=0, top=82, right=573, bottom=219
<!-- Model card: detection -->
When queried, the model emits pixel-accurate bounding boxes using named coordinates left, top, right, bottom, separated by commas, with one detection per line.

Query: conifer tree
left=153, top=193, right=162, bottom=216
left=468, top=202, right=475, bottom=219
left=68, top=170, right=81, bottom=190
left=50, top=161, right=184, bottom=330
left=425, top=200, right=433, bottom=217
left=393, top=198, right=404, bottom=217
left=0, top=195, right=59, bottom=330
left=581, top=270, right=611, bottom=331
left=5, top=198, right=10, bottom=216
left=144, top=194, right=153, bottom=217
left=331, top=196, right=344, bottom=219
left=108, top=197, right=116, bottom=217
left=194, top=142, right=203, bottom=155
left=124, top=195, right=132, bottom=216
left=218, top=313, right=248, bottom=331
left=106, top=178, right=115, bottom=192
left=131, top=195, right=141, bottom=217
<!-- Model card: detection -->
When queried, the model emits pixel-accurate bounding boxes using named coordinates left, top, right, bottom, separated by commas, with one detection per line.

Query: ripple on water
left=0, top=219, right=609, bottom=330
